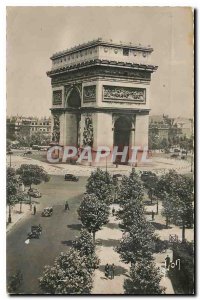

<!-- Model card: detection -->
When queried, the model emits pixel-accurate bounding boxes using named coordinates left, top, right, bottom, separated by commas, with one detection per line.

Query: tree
left=156, top=170, right=194, bottom=241
left=141, top=171, right=158, bottom=204
left=39, top=248, right=92, bottom=294
left=161, top=192, right=176, bottom=228
left=170, top=241, right=194, bottom=294
left=72, top=229, right=100, bottom=271
left=124, top=259, right=165, bottom=294
left=149, top=126, right=159, bottom=150
left=86, top=168, right=114, bottom=204
left=160, top=138, right=169, bottom=152
left=78, top=193, right=109, bottom=243
left=7, top=270, right=23, bottom=294
left=117, top=169, right=144, bottom=205
left=7, top=167, right=19, bottom=223
left=116, top=219, right=155, bottom=265
left=116, top=200, right=145, bottom=231
left=16, top=164, right=50, bottom=189
left=17, top=164, right=50, bottom=208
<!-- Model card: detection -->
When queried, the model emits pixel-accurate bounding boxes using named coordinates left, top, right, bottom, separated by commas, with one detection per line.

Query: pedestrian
left=152, top=210, right=155, bottom=221
left=165, top=255, right=170, bottom=269
left=104, top=263, right=109, bottom=278
left=112, top=207, right=115, bottom=216
left=110, top=263, right=115, bottom=279
left=65, top=201, right=70, bottom=211
left=33, top=205, right=36, bottom=215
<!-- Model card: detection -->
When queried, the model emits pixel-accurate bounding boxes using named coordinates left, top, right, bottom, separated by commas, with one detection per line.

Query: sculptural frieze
left=103, top=86, right=146, bottom=103
left=51, top=114, right=60, bottom=143
left=53, top=90, right=62, bottom=105
left=82, top=116, right=94, bottom=147
left=83, top=85, right=96, bottom=103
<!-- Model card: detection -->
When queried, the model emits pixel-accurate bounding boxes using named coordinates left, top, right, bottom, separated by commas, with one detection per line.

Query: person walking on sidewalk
left=33, top=205, right=36, bottom=215
left=110, top=263, right=115, bottom=279
left=105, top=263, right=109, bottom=278
left=65, top=201, right=70, bottom=211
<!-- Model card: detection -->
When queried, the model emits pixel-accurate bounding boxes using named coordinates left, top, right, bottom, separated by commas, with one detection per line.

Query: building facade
left=47, top=39, right=158, bottom=164
left=7, top=116, right=51, bottom=139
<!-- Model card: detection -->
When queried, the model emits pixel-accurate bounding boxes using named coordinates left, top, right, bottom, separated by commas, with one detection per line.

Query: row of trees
left=7, top=164, right=50, bottom=223
left=156, top=170, right=194, bottom=241
left=39, top=169, right=114, bottom=294
left=78, top=168, right=114, bottom=242
left=116, top=169, right=165, bottom=294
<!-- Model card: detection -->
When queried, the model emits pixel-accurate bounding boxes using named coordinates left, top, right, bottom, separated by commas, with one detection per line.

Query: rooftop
left=50, top=38, right=153, bottom=60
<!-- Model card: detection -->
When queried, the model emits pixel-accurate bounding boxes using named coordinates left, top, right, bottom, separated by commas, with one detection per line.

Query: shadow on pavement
left=143, top=200, right=155, bottom=206
left=61, top=240, right=73, bottom=247
left=96, top=238, right=119, bottom=247
left=105, top=223, right=119, bottom=230
left=67, top=223, right=82, bottom=231
left=151, top=222, right=172, bottom=230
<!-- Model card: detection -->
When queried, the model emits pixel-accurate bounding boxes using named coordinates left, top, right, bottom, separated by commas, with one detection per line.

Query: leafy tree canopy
left=117, top=169, right=144, bottom=205
left=78, top=193, right=109, bottom=240
left=124, top=259, right=165, bottom=294
left=39, top=248, right=92, bottom=294
left=16, top=164, right=50, bottom=187
left=86, top=168, right=114, bottom=204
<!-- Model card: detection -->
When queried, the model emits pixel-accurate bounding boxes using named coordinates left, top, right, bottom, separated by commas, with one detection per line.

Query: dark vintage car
left=41, top=207, right=53, bottom=217
left=27, top=225, right=42, bottom=239
left=170, top=153, right=179, bottom=159
left=140, top=171, right=150, bottom=181
left=64, top=174, right=79, bottom=182
left=23, top=150, right=32, bottom=156
left=28, top=188, right=42, bottom=198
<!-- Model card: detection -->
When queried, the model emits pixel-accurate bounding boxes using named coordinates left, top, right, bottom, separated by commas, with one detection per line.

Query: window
left=123, top=48, right=129, bottom=56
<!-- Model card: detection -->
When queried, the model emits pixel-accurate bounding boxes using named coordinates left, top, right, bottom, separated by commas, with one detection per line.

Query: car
left=140, top=171, right=150, bottom=181
left=23, top=150, right=32, bottom=155
left=64, top=174, right=79, bottom=182
left=27, top=225, right=42, bottom=239
left=174, top=148, right=180, bottom=153
left=41, top=207, right=53, bottom=217
left=7, top=150, right=13, bottom=155
left=113, top=174, right=123, bottom=182
left=28, top=188, right=42, bottom=198
left=170, top=153, right=179, bottom=158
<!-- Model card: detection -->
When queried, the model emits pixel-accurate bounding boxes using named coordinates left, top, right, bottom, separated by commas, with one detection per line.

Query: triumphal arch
left=47, top=38, right=158, bottom=165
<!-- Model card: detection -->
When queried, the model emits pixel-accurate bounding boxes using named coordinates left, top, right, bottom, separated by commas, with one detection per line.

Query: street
left=7, top=175, right=87, bottom=294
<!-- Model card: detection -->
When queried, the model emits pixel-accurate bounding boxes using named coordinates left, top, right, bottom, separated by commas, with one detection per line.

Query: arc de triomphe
left=47, top=38, right=158, bottom=165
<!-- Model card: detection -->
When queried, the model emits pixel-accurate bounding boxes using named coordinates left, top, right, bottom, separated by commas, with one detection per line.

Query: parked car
left=27, top=225, right=42, bottom=239
left=64, top=174, right=79, bottom=182
left=113, top=174, right=123, bottom=181
left=174, top=148, right=180, bottom=153
left=28, top=188, right=42, bottom=198
left=23, top=150, right=32, bottom=156
left=140, top=171, right=150, bottom=181
left=41, top=207, right=53, bottom=217
left=170, top=153, right=179, bottom=158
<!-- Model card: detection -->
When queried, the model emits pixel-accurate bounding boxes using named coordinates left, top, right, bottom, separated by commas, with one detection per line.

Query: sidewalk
left=6, top=203, right=32, bottom=233
left=92, top=204, right=173, bottom=294
left=92, top=205, right=129, bottom=294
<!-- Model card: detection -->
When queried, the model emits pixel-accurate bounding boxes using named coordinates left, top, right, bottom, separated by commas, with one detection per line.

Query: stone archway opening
left=114, top=116, right=132, bottom=164
left=66, top=88, right=81, bottom=147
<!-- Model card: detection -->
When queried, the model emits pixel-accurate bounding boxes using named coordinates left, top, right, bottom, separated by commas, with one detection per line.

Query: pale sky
left=7, top=6, right=193, bottom=118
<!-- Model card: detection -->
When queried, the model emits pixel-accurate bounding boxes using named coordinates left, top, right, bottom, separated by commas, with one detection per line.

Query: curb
left=6, top=209, right=30, bottom=234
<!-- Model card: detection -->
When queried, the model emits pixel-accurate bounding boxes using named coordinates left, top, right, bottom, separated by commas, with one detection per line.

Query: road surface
left=7, top=175, right=87, bottom=294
